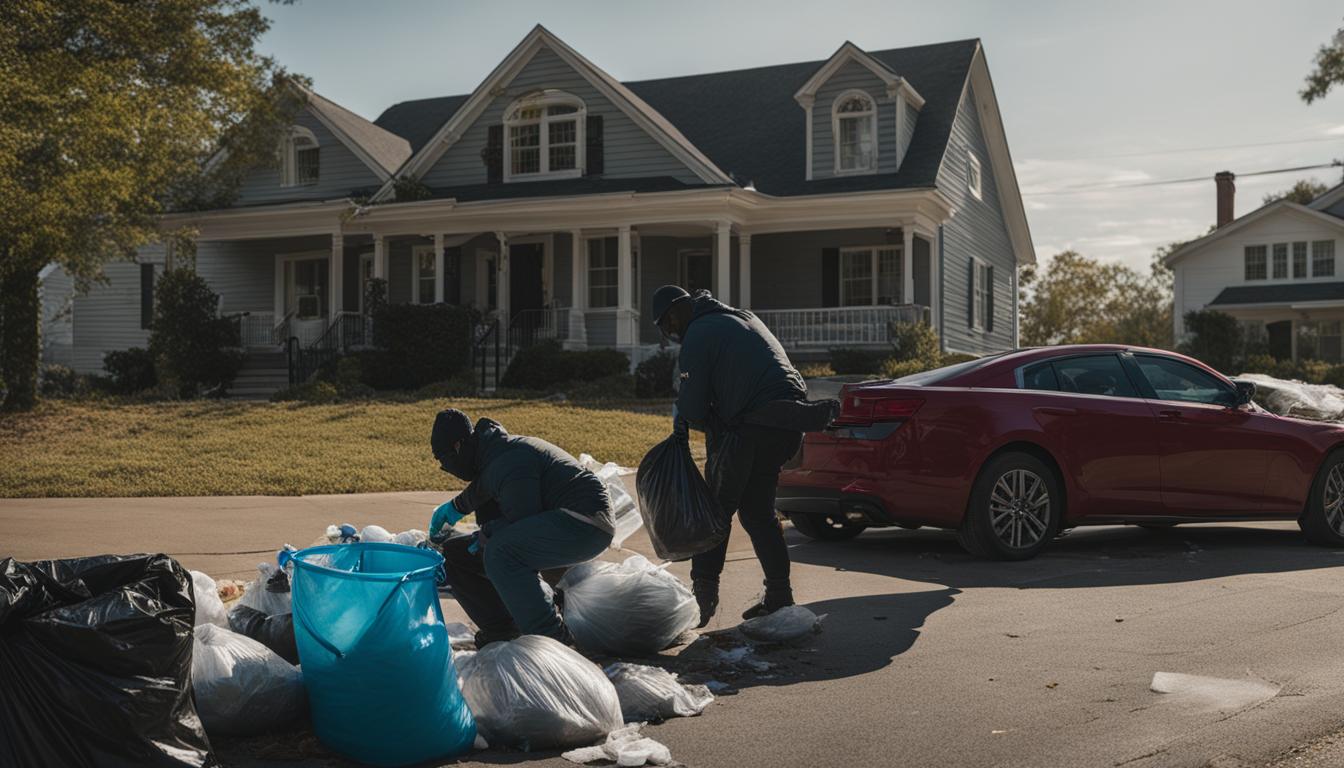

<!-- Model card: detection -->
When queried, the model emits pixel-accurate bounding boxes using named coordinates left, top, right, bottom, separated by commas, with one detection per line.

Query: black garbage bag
left=636, top=427, right=730, bottom=561
left=0, top=553, right=217, bottom=768
left=227, top=605, right=299, bottom=664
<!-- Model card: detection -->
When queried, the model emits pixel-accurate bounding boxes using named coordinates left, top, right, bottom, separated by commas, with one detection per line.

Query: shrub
left=634, top=351, right=677, bottom=398
left=1298, top=358, right=1332, bottom=384
left=271, top=380, right=340, bottom=404
left=828, top=348, right=888, bottom=375
left=412, top=370, right=480, bottom=400
left=940, top=352, right=979, bottom=366
left=795, top=362, right=835, bottom=378
left=889, top=322, right=941, bottom=365
left=367, top=303, right=476, bottom=390
left=39, top=364, right=87, bottom=398
left=880, top=357, right=940, bottom=380
left=565, top=373, right=636, bottom=401
left=102, top=348, right=158, bottom=394
left=148, top=270, right=244, bottom=398
left=1178, top=310, right=1244, bottom=374
left=500, top=341, right=630, bottom=391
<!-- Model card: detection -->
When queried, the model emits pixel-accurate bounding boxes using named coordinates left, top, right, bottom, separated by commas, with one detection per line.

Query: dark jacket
left=451, top=419, right=614, bottom=536
left=674, top=292, right=807, bottom=431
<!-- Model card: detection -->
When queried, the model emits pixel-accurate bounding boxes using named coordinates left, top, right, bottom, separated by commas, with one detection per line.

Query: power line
left=1022, top=161, right=1341, bottom=197
left=1042, top=134, right=1344, bottom=161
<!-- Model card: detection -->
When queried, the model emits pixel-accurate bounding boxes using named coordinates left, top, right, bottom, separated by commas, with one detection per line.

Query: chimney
left=1215, top=171, right=1235, bottom=228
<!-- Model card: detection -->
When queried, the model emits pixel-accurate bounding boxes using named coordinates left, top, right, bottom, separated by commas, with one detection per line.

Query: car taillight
left=871, top=398, right=923, bottom=421
left=836, top=395, right=923, bottom=425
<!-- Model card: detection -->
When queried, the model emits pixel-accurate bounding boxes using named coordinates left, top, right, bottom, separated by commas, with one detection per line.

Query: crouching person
left=427, top=409, right=614, bottom=647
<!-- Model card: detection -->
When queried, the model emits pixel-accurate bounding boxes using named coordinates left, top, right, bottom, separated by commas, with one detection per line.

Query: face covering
left=438, top=435, right=478, bottom=481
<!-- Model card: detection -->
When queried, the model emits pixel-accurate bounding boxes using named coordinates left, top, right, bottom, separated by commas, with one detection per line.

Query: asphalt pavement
left=5, top=494, right=1344, bottom=767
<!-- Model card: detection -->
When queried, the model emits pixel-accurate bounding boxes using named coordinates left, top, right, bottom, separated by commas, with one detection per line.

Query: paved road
left=5, top=495, right=1344, bottom=767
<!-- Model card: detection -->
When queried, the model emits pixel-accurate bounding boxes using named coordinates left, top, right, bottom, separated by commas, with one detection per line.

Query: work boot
left=741, top=583, right=795, bottom=621
left=473, top=627, right=520, bottom=649
left=693, top=578, right=720, bottom=629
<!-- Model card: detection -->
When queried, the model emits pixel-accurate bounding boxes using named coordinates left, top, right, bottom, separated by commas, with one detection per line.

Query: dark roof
left=420, top=175, right=722, bottom=203
left=308, top=90, right=410, bottom=174
left=371, top=39, right=979, bottom=197
left=1209, top=282, right=1344, bottom=306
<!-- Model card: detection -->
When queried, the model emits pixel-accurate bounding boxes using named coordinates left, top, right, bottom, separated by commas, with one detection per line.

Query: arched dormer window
left=281, top=126, right=320, bottom=187
left=504, top=90, right=585, bottom=182
left=832, top=90, right=877, bottom=174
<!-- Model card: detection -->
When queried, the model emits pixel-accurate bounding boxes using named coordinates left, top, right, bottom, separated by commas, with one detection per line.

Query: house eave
left=1165, top=201, right=1344, bottom=266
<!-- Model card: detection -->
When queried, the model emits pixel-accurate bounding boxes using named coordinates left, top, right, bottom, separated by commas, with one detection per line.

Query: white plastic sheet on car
left=580, top=453, right=643, bottom=549
left=1238, top=373, right=1344, bottom=421
left=739, top=605, right=825, bottom=643
left=605, top=662, right=713, bottom=721
left=456, top=635, right=622, bottom=751
left=190, top=570, right=230, bottom=629
left=191, top=624, right=304, bottom=736
left=561, top=724, right=673, bottom=767
left=558, top=554, right=699, bottom=656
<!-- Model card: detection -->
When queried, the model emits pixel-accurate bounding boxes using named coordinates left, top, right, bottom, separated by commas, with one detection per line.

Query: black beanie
left=430, top=409, right=473, bottom=457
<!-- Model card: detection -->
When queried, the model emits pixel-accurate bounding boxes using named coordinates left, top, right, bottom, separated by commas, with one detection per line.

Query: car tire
left=1300, top=451, right=1344, bottom=547
left=788, top=513, right=866, bottom=541
left=958, top=452, right=1062, bottom=561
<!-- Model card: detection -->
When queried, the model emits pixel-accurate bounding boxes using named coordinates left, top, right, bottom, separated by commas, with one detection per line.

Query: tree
left=1020, top=248, right=1175, bottom=349
left=0, top=1, right=303, bottom=411
left=1303, top=24, right=1344, bottom=103
left=1263, top=179, right=1330, bottom=205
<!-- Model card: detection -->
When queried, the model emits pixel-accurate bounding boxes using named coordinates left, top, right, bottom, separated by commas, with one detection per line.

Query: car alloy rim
left=989, top=469, right=1050, bottom=549
left=1325, top=464, right=1344, bottom=536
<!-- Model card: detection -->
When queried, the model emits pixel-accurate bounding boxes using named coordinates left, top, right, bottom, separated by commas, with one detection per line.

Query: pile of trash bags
left=605, top=662, right=714, bottom=721
left=228, top=562, right=299, bottom=663
left=192, top=623, right=305, bottom=735
left=636, top=428, right=730, bottom=561
left=579, top=453, right=644, bottom=549
left=559, top=554, right=699, bottom=656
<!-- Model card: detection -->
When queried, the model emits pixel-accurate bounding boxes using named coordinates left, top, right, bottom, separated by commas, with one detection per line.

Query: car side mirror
left=1232, top=380, right=1256, bottom=407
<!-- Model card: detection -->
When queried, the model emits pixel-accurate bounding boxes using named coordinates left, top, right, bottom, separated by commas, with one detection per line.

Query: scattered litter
left=580, top=454, right=644, bottom=549
left=1239, top=374, right=1344, bottom=421
left=191, top=570, right=230, bottom=628
left=1045, top=682, right=1058, bottom=689
left=704, top=680, right=733, bottom=693
left=740, top=605, right=825, bottom=643
left=711, top=645, right=772, bottom=672
left=561, top=724, right=673, bottom=767
left=457, top=634, right=622, bottom=750
left=1115, top=617, right=1124, bottom=623
left=216, top=578, right=246, bottom=604
left=559, top=554, right=699, bottom=656
left=446, top=622, right=476, bottom=649
left=1150, top=672, right=1280, bottom=712
left=605, top=662, right=714, bottom=721
left=317, top=523, right=430, bottom=548
left=192, top=623, right=304, bottom=735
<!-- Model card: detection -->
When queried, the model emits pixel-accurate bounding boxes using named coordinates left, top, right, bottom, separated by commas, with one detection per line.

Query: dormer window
left=281, top=126, right=320, bottom=187
left=833, top=91, right=876, bottom=174
left=505, top=91, right=585, bottom=182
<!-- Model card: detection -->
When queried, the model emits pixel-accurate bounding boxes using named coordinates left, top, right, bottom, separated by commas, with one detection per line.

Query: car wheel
left=1300, top=452, right=1344, bottom=547
left=788, top=513, right=866, bottom=541
left=958, top=452, right=1062, bottom=561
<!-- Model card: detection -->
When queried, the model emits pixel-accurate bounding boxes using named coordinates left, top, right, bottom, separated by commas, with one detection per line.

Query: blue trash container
left=291, top=543, right=476, bottom=766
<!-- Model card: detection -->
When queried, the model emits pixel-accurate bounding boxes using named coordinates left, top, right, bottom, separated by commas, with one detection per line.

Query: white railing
left=754, top=304, right=930, bottom=348
left=231, top=311, right=277, bottom=348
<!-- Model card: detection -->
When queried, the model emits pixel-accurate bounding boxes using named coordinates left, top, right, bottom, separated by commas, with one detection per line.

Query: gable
left=1177, top=206, right=1344, bottom=271
left=234, top=108, right=384, bottom=206
left=938, top=82, right=1011, bottom=255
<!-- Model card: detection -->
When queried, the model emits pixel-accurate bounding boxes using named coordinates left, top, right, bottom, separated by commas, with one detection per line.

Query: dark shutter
left=821, top=248, right=840, bottom=307
left=586, top=115, right=604, bottom=176
left=985, top=265, right=995, bottom=334
left=967, top=260, right=975, bottom=329
left=483, top=124, right=503, bottom=184
left=140, top=263, right=154, bottom=329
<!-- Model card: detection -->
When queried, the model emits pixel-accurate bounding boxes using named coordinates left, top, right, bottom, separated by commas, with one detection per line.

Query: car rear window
left=1020, top=362, right=1059, bottom=391
left=892, top=352, right=1009, bottom=386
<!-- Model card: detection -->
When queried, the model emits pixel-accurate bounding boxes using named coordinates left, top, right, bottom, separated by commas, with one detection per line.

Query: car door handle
left=1036, top=406, right=1077, bottom=417
left=1158, top=410, right=1182, bottom=420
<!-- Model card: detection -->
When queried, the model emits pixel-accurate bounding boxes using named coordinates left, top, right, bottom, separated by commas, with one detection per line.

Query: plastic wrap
left=1238, top=373, right=1344, bottom=421
left=192, top=570, right=230, bottom=628
left=739, top=605, right=825, bottom=643
left=561, top=724, right=673, bottom=766
left=635, top=430, right=730, bottom=561
left=457, top=634, right=622, bottom=751
left=0, top=554, right=216, bottom=767
left=192, top=624, right=304, bottom=735
left=559, top=555, right=698, bottom=656
left=580, top=453, right=644, bottom=548
left=605, top=662, right=714, bottom=721
left=235, top=562, right=293, bottom=616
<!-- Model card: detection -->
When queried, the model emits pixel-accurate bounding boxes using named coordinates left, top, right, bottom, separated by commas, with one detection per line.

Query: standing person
left=650, top=285, right=833, bottom=626
left=427, top=409, right=613, bottom=647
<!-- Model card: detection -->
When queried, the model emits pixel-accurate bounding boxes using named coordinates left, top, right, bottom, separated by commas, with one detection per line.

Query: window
left=1052, top=355, right=1138, bottom=398
left=1297, top=320, right=1343, bottom=363
left=1134, top=355, right=1236, bottom=406
left=1314, top=240, right=1336, bottom=278
left=1244, top=245, right=1267, bottom=280
left=1272, top=243, right=1288, bottom=279
left=839, top=246, right=902, bottom=305
left=1294, top=241, right=1309, bottom=279
left=967, top=151, right=982, bottom=199
left=280, top=126, right=320, bottom=187
left=284, top=257, right=328, bottom=320
left=587, top=237, right=618, bottom=308
left=1019, top=361, right=1059, bottom=391
left=140, top=263, right=154, bottom=329
left=833, top=91, right=876, bottom=173
left=972, top=258, right=991, bottom=330
left=413, top=246, right=436, bottom=304
left=504, top=91, right=585, bottom=181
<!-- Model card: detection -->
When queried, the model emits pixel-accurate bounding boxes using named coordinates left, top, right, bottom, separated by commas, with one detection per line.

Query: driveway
left=4, top=495, right=1344, bottom=767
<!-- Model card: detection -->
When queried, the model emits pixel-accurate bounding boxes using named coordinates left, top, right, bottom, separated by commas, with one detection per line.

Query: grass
left=0, top=398, right=687, bottom=498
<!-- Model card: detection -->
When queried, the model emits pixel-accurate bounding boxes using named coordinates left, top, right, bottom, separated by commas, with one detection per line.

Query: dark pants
left=440, top=509, right=611, bottom=639
left=691, top=424, right=803, bottom=592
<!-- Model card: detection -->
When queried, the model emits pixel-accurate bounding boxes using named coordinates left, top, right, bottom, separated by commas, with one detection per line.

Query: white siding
left=70, top=246, right=166, bottom=373
left=39, top=266, right=75, bottom=366
left=234, top=109, right=383, bottom=205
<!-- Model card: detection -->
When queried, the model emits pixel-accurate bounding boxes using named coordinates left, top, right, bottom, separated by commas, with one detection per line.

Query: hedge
left=500, top=340, right=630, bottom=391
left=366, top=303, right=476, bottom=390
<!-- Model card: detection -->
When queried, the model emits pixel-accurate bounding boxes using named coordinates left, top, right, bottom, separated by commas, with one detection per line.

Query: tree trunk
left=1, top=266, right=41, bottom=411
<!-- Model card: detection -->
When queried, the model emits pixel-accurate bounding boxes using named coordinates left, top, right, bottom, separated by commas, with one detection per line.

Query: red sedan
left=777, top=345, right=1344, bottom=559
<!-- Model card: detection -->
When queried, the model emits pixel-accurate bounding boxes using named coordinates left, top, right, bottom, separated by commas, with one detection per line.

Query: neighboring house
left=1168, top=172, right=1344, bottom=362
left=68, top=25, right=1033, bottom=389
left=38, top=264, right=74, bottom=368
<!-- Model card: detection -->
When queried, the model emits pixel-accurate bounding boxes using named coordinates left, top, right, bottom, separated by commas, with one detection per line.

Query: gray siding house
left=62, top=26, right=1033, bottom=386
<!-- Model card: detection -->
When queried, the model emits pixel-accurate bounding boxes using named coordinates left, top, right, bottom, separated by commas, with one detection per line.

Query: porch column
left=433, top=233, right=445, bottom=303
left=568, top=229, right=587, bottom=348
left=714, top=220, right=731, bottom=300
left=329, top=231, right=344, bottom=318
left=372, top=235, right=386, bottom=280
left=739, top=234, right=752, bottom=309
left=495, top=232, right=509, bottom=323
left=617, top=224, right=634, bottom=345
left=902, top=226, right=915, bottom=306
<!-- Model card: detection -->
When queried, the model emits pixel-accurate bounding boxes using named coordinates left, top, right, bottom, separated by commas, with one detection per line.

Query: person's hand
left=467, top=531, right=487, bottom=555
left=671, top=404, right=688, bottom=438
left=429, top=499, right=463, bottom=538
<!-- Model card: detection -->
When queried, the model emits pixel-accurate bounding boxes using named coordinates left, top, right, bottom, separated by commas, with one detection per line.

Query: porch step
left=228, top=351, right=292, bottom=400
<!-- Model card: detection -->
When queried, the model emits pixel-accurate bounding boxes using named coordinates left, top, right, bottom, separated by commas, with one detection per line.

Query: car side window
left=1052, top=355, right=1139, bottom=398
left=1134, top=355, right=1236, bottom=406
left=1019, top=362, right=1060, bottom=391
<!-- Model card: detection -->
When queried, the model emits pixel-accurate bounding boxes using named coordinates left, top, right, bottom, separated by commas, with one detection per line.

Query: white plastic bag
left=559, top=555, right=698, bottom=656
left=580, top=454, right=643, bottom=549
left=562, top=724, right=673, bottom=766
left=393, top=528, right=428, bottom=547
left=358, top=524, right=395, bottom=543
left=190, top=570, right=229, bottom=629
left=191, top=624, right=304, bottom=735
left=457, top=635, right=622, bottom=750
left=235, top=562, right=292, bottom=617
left=605, top=662, right=713, bottom=721
left=739, top=605, right=824, bottom=643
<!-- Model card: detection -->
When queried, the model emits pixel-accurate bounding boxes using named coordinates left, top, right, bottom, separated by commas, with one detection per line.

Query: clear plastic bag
left=358, top=524, right=395, bottom=543
left=559, top=555, right=698, bottom=656
left=739, top=605, right=825, bottom=643
left=229, top=562, right=298, bottom=663
left=191, top=570, right=230, bottom=628
left=235, top=562, right=292, bottom=616
left=192, top=623, right=304, bottom=735
left=561, top=724, right=673, bottom=766
left=605, top=662, right=713, bottom=721
left=457, top=634, right=622, bottom=751
left=635, top=430, right=730, bottom=561
left=580, top=453, right=643, bottom=549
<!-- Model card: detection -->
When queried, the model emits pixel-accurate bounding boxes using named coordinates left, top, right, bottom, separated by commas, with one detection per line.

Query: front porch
left=1219, top=305, right=1344, bottom=364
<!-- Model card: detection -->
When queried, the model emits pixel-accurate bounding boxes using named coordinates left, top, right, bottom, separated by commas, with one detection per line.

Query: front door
left=282, top=256, right=329, bottom=346
left=679, top=249, right=712, bottom=294
left=509, top=242, right=545, bottom=342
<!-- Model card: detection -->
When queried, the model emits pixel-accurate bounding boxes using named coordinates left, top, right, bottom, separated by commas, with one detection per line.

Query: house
left=1168, top=172, right=1344, bottom=362
left=65, top=25, right=1033, bottom=391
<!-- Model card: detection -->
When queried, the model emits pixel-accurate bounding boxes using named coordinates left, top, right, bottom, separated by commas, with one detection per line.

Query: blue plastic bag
left=291, top=543, right=476, bottom=766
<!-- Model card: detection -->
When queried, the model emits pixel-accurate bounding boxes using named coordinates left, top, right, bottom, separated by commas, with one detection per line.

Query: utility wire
left=1044, top=134, right=1344, bottom=161
left=1023, top=161, right=1341, bottom=197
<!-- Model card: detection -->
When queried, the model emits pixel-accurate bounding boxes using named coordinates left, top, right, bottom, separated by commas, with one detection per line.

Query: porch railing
left=754, top=304, right=930, bottom=348
left=226, top=311, right=278, bottom=348
left=506, top=307, right=570, bottom=357
left=473, top=318, right=502, bottom=390
left=286, top=311, right=368, bottom=385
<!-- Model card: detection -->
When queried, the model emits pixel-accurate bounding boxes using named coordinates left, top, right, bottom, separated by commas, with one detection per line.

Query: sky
left=258, top=0, right=1344, bottom=273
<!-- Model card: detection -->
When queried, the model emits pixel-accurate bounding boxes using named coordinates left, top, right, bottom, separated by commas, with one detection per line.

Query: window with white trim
left=587, top=237, right=618, bottom=309
left=967, top=151, right=982, bottom=199
left=1314, top=240, right=1336, bottom=278
left=972, top=258, right=990, bottom=330
left=1294, top=241, right=1309, bottom=278
left=1244, top=245, right=1267, bottom=281
left=833, top=91, right=876, bottom=173
left=280, top=126, right=320, bottom=187
left=505, top=91, right=585, bottom=181
left=1272, top=243, right=1288, bottom=279
left=839, top=246, right=902, bottom=305
left=412, top=245, right=436, bottom=304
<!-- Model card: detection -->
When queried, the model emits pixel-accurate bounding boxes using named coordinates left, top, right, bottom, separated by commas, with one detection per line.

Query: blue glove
left=430, top=499, right=464, bottom=537
left=467, top=532, right=482, bottom=555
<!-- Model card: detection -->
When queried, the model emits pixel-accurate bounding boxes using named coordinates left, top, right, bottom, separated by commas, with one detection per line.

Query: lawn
left=0, top=398, right=684, bottom=497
